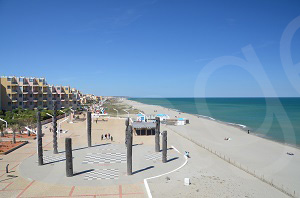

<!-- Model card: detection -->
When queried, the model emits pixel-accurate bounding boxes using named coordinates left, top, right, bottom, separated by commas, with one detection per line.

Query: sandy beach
left=124, top=99, right=300, bottom=198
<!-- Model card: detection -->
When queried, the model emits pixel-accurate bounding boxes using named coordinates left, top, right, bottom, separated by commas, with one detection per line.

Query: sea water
left=129, top=98, right=300, bottom=147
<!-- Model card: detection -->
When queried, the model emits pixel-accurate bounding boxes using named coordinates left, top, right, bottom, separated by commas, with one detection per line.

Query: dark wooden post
left=65, top=138, right=73, bottom=177
left=127, top=125, right=133, bottom=175
left=53, top=102, right=58, bottom=154
left=87, top=111, right=92, bottom=147
left=155, top=117, right=160, bottom=152
left=125, top=118, right=129, bottom=147
left=162, top=130, right=167, bottom=163
left=37, top=111, right=43, bottom=165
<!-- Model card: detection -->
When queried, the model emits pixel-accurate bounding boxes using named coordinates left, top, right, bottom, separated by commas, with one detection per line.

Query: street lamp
left=58, top=117, right=69, bottom=138
left=123, top=109, right=129, bottom=118
left=59, top=110, right=67, bottom=118
left=69, top=108, right=75, bottom=123
left=46, top=113, right=53, bottom=118
left=0, top=118, right=8, bottom=129
left=113, top=108, right=119, bottom=118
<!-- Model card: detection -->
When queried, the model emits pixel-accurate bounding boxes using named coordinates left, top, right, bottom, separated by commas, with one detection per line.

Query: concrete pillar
left=155, top=117, right=160, bottom=152
left=65, top=138, right=73, bottom=177
left=127, top=125, right=133, bottom=175
left=162, top=130, right=167, bottom=163
left=53, top=102, right=58, bottom=154
left=87, top=111, right=92, bottom=147
left=36, top=111, right=43, bottom=165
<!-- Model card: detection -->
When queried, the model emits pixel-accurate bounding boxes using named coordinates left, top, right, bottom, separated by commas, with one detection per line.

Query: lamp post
left=58, top=117, right=69, bottom=138
left=123, top=109, right=129, bottom=118
left=46, top=113, right=53, bottom=118
left=113, top=108, right=119, bottom=118
left=0, top=118, right=8, bottom=129
left=59, top=110, right=67, bottom=118
left=70, top=109, right=75, bottom=123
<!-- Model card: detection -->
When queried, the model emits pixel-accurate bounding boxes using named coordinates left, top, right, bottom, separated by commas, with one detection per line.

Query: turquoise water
left=129, top=98, right=300, bottom=147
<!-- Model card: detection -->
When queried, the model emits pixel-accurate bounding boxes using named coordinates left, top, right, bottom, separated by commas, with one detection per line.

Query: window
left=39, top=87, right=42, bottom=90
left=7, top=77, right=11, bottom=81
left=39, top=94, right=42, bottom=97
left=30, top=102, right=33, bottom=105
left=8, top=102, right=11, bottom=106
left=66, top=88, right=68, bottom=90
left=7, top=86, right=11, bottom=89
left=30, top=94, right=33, bottom=97
left=8, top=94, right=11, bottom=97
left=19, top=102, right=22, bottom=106
left=39, top=79, right=43, bottom=82
left=48, top=94, right=51, bottom=97
left=29, top=79, right=33, bottom=82
left=49, top=101, right=52, bottom=104
left=57, top=87, right=61, bottom=90
left=19, top=94, right=22, bottom=98
left=39, top=101, right=42, bottom=105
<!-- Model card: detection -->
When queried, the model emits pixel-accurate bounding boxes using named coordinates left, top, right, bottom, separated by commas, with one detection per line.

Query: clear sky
left=0, top=0, right=300, bottom=97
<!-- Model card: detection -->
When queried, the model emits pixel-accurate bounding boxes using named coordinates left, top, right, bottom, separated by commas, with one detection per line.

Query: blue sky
left=0, top=0, right=300, bottom=97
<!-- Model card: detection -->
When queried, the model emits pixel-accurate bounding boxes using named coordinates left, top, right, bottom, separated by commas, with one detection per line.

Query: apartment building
left=0, top=76, right=82, bottom=111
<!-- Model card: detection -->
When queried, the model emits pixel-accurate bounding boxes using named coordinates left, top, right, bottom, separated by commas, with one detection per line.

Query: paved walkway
left=0, top=116, right=183, bottom=198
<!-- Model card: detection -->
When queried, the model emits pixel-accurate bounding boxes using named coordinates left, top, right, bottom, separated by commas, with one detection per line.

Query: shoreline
left=124, top=98, right=300, bottom=197
left=128, top=98, right=300, bottom=150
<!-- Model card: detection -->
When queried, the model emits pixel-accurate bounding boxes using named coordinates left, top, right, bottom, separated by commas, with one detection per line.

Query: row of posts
left=37, top=109, right=167, bottom=177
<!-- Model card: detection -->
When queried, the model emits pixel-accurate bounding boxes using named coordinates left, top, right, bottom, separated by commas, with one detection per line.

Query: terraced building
left=0, top=76, right=82, bottom=111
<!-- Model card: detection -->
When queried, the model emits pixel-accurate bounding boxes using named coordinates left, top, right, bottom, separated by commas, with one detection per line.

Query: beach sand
left=124, top=99, right=300, bottom=198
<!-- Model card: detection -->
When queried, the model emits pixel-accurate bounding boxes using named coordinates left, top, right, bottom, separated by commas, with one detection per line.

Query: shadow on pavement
left=74, top=169, right=95, bottom=176
left=132, top=166, right=154, bottom=175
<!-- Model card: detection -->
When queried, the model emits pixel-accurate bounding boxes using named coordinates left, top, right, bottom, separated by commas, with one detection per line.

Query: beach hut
left=132, top=122, right=156, bottom=136
left=136, top=113, right=146, bottom=122
left=176, top=118, right=185, bottom=125
left=156, top=114, right=170, bottom=121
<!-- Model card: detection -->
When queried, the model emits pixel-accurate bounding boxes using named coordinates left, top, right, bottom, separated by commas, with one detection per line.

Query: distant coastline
left=129, top=97, right=300, bottom=148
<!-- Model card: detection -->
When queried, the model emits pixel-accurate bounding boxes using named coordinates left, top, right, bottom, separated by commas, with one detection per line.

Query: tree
left=11, top=124, right=18, bottom=144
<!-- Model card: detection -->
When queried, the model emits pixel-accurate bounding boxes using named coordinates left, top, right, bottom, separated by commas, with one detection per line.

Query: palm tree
left=11, top=124, right=18, bottom=144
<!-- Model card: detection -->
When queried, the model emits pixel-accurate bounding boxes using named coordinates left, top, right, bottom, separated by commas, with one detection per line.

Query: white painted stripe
left=144, top=145, right=188, bottom=198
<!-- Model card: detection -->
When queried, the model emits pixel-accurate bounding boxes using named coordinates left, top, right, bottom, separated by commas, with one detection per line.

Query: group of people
left=101, top=133, right=113, bottom=141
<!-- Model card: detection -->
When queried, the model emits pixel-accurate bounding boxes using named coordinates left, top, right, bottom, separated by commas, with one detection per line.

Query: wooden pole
left=53, top=102, right=58, bottom=154
left=155, top=117, right=160, bottom=152
left=125, top=118, right=129, bottom=147
left=162, top=130, right=167, bottom=163
left=87, top=111, right=92, bottom=147
left=36, top=111, right=43, bottom=165
left=65, top=138, right=73, bottom=177
left=127, top=125, right=133, bottom=175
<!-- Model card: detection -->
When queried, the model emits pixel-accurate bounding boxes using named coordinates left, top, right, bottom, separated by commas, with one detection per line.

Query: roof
left=156, top=114, right=168, bottom=117
left=132, top=122, right=156, bottom=129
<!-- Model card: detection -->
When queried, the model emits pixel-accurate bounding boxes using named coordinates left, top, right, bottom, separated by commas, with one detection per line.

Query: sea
left=129, top=98, right=300, bottom=148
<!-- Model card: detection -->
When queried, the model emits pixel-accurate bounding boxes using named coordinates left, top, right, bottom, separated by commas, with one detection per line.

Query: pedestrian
left=96, top=119, right=98, bottom=124
left=50, top=127, right=52, bottom=132
left=105, top=134, right=107, bottom=139
left=101, top=134, right=103, bottom=140
left=248, top=130, right=250, bottom=134
left=108, top=133, right=110, bottom=139
left=111, top=136, right=113, bottom=142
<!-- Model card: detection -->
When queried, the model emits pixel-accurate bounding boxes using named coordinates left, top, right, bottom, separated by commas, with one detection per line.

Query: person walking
left=96, top=119, right=98, bottom=124
left=101, top=134, right=103, bottom=140
left=248, top=130, right=250, bottom=134
left=105, top=134, right=107, bottom=139
left=111, top=136, right=113, bottom=142
left=108, top=133, right=110, bottom=139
